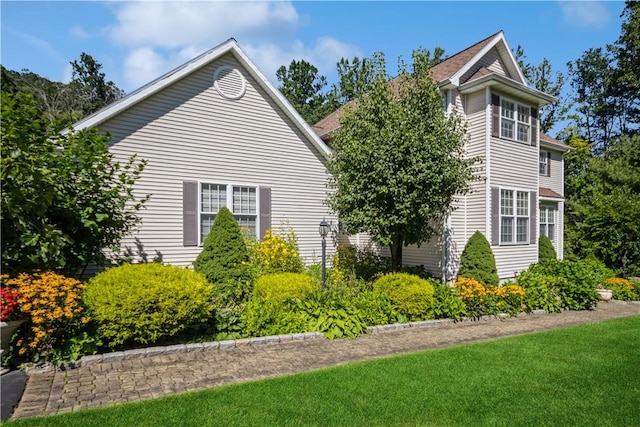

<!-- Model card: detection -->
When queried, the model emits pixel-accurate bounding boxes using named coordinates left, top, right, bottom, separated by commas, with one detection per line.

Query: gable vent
left=213, top=66, right=246, bottom=100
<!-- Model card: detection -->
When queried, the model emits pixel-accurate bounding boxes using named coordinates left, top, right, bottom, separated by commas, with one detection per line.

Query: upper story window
left=539, top=151, right=550, bottom=176
left=200, top=182, right=257, bottom=244
left=492, top=94, right=537, bottom=145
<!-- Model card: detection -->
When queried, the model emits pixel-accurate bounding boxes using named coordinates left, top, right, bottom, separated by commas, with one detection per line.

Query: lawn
left=7, top=316, right=640, bottom=427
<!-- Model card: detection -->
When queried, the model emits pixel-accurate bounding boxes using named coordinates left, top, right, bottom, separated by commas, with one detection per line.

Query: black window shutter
left=259, top=187, right=271, bottom=240
left=531, top=107, right=538, bottom=146
left=546, top=152, right=551, bottom=177
left=491, top=94, right=500, bottom=138
left=183, top=181, right=198, bottom=246
left=530, top=191, right=537, bottom=244
left=491, top=187, right=500, bottom=246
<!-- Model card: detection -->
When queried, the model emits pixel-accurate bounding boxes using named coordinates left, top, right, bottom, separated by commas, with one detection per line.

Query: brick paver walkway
left=11, top=301, right=640, bottom=420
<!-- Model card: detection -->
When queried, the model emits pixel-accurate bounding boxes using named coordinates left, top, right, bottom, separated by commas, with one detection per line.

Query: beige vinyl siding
left=100, top=53, right=335, bottom=267
left=459, top=47, right=506, bottom=83
left=539, top=149, right=564, bottom=196
left=489, top=92, right=539, bottom=279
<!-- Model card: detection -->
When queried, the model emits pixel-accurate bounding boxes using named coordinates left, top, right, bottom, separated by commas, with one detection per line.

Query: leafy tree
left=330, top=56, right=376, bottom=104
left=276, top=59, right=337, bottom=124
left=564, top=135, right=640, bottom=275
left=567, top=47, right=620, bottom=151
left=193, top=207, right=252, bottom=285
left=612, top=0, right=640, bottom=133
left=327, top=49, right=475, bottom=271
left=1, top=91, right=147, bottom=276
left=513, top=46, right=569, bottom=134
left=70, top=52, right=125, bottom=117
left=458, top=231, right=499, bottom=286
left=538, top=235, right=557, bottom=264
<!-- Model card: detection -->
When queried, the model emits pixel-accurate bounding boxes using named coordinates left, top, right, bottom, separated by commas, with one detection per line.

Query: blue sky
left=1, top=1, right=626, bottom=133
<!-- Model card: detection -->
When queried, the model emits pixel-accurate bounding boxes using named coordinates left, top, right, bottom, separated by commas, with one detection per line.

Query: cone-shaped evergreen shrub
left=538, top=235, right=557, bottom=264
left=458, top=231, right=499, bottom=286
left=193, top=207, right=251, bottom=285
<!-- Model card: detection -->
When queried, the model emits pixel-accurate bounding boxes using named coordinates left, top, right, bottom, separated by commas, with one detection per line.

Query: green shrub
left=373, top=273, right=435, bottom=321
left=517, top=269, right=562, bottom=313
left=242, top=297, right=309, bottom=337
left=432, top=283, right=466, bottom=321
left=193, top=207, right=252, bottom=285
left=538, top=235, right=557, bottom=264
left=352, top=290, right=397, bottom=326
left=458, top=231, right=499, bottom=286
left=84, top=263, right=214, bottom=348
left=297, top=294, right=368, bottom=339
left=253, top=273, right=319, bottom=303
left=242, top=273, right=319, bottom=337
left=526, top=259, right=603, bottom=310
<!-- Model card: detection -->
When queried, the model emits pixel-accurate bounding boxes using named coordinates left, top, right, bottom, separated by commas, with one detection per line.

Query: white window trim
left=499, top=187, right=530, bottom=245
left=500, top=96, right=531, bottom=144
left=197, top=180, right=260, bottom=245
left=539, top=203, right=557, bottom=242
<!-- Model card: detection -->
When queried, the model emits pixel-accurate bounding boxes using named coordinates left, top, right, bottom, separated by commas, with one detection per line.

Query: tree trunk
left=389, top=233, right=404, bottom=271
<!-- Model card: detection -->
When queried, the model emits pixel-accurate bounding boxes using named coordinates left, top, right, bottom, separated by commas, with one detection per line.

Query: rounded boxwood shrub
left=458, top=231, right=499, bottom=286
left=193, top=207, right=252, bottom=285
left=253, top=272, right=319, bottom=303
left=538, top=235, right=557, bottom=264
left=84, top=263, right=214, bottom=348
left=372, top=273, right=435, bottom=321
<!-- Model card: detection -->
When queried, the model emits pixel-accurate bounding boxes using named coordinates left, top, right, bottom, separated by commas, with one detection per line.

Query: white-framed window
left=539, top=151, right=549, bottom=176
left=540, top=204, right=556, bottom=242
left=500, top=189, right=530, bottom=245
left=200, top=182, right=257, bottom=244
left=500, top=97, right=531, bottom=143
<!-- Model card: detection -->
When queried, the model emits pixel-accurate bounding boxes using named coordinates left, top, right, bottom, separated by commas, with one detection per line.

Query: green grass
left=8, top=316, right=640, bottom=427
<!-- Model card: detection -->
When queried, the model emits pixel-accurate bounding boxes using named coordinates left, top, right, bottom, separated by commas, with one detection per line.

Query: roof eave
left=458, top=74, right=556, bottom=106
left=540, top=139, right=573, bottom=153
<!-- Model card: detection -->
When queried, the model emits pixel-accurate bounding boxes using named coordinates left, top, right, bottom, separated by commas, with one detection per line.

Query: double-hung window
left=539, top=205, right=556, bottom=242
left=500, top=189, right=530, bottom=244
left=499, top=97, right=531, bottom=143
left=200, top=183, right=257, bottom=244
left=539, top=151, right=549, bottom=176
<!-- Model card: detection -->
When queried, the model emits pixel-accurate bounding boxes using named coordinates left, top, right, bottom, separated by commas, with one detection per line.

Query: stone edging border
left=22, top=302, right=639, bottom=374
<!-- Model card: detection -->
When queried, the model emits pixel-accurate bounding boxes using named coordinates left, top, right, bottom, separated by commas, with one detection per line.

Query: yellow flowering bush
left=248, top=227, right=304, bottom=274
left=493, top=284, right=526, bottom=316
left=3, top=271, right=88, bottom=361
left=455, top=278, right=526, bottom=319
left=605, top=277, right=638, bottom=301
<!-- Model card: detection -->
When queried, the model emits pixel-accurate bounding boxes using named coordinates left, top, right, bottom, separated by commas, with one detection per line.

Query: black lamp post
left=319, top=218, right=329, bottom=288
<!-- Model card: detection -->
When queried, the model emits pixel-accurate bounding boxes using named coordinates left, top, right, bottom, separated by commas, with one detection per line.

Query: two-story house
left=312, top=31, right=571, bottom=281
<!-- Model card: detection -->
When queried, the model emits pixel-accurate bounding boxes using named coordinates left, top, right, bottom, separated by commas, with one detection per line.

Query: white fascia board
left=62, top=40, right=238, bottom=135
left=449, top=32, right=503, bottom=86
left=60, top=40, right=332, bottom=160
left=539, top=195, right=564, bottom=202
left=540, top=140, right=573, bottom=153
left=450, top=32, right=528, bottom=87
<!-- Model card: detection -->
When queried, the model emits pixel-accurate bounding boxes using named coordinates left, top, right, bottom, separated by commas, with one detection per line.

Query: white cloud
left=558, top=1, right=611, bottom=29
left=123, top=47, right=170, bottom=89
left=108, top=1, right=361, bottom=91
left=109, top=1, right=299, bottom=49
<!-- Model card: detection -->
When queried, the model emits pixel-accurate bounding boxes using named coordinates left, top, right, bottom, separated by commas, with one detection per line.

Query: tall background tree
left=514, top=45, right=569, bottom=134
left=275, top=59, right=337, bottom=124
left=330, top=56, right=376, bottom=105
left=326, top=48, right=475, bottom=270
left=563, top=1, right=640, bottom=275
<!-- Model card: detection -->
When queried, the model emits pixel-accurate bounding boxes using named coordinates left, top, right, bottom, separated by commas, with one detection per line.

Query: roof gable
left=66, top=39, right=331, bottom=158
left=441, top=31, right=526, bottom=86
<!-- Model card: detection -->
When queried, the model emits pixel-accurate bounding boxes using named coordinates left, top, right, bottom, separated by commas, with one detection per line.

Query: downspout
left=442, top=89, right=454, bottom=282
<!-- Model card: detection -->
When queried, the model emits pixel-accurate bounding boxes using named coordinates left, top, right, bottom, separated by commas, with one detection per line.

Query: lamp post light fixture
left=319, top=218, right=329, bottom=288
